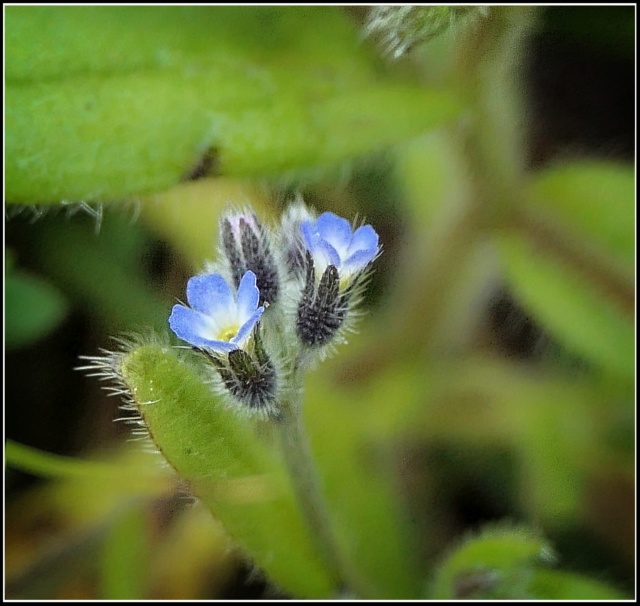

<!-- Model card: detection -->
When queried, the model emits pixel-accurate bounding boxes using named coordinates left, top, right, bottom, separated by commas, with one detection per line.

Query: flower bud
left=295, top=210, right=380, bottom=350
left=296, top=254, right=347, bottom=348
left=209, top=345, right=278, bottom=418
left=219, top=211, right=280, bottom=307
left=279, top=202, right=315, bottom=278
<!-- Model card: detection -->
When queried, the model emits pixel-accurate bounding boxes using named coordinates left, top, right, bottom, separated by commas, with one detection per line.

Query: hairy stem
left=276, top=363, right=368, bottom=597
left=404, top=7, right=536, bottom=354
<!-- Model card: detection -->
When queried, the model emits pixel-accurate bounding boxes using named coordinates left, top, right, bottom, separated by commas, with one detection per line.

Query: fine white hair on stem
left=364, top=6, right=490, bottom=59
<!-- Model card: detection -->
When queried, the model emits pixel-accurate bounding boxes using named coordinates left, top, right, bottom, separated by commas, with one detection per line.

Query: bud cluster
left=168, top=200, right=380, bottom=418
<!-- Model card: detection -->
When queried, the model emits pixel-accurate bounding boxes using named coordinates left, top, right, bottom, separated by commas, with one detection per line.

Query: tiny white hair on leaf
left=75, top=334, right=166, bottom=461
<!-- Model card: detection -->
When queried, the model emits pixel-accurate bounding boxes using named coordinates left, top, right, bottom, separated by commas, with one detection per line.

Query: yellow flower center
left=218, top=325, right=239, bottom=342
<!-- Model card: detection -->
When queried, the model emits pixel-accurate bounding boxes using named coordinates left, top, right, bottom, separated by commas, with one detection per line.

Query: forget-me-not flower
left=296, top=211, right=380, bottom=349
left=169, top=270, right=264, bottom=354
left=301, top=212, right=380, bottom=285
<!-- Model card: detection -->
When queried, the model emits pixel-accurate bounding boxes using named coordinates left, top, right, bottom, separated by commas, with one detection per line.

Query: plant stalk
left=276, top=362, right=369, bottom=598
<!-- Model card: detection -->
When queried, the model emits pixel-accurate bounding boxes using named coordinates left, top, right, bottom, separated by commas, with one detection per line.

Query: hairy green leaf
left=6, top=6, right=461, bottom=204
left=119, top=343, right=336, bottom=597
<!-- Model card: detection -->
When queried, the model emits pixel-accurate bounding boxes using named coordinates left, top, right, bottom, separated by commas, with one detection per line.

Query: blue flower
left=169, top=271, right=264, bottom=354
left=296, top=211, right=380, bottom=349
left=301, top=212, right=380, bottom=283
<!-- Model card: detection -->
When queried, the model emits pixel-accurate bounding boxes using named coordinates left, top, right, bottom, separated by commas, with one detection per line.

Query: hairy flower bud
left=210, top=350, right=278, bottom=417
left=296, top=254, right=347, bottom=348
left=280, top=202, right=315, bottom=278
left=219, top=211, right=280, bottom=307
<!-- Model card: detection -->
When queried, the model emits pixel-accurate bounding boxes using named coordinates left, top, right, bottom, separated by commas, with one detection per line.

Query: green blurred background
left=5, top=6, right=634, bottom=599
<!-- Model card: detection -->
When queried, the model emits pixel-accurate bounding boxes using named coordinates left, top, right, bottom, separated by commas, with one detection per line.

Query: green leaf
left=429, top=524, right=627, bottom=600
left=497, top=232, right=634, bottom=378
left=30, top=216, right=169, bottom=333
left=119, top=343, right=336, bottom=598
left=5, top=263, right=68, bottom=349
left=4, top=441, right=173, bottom=554
left=305, top=369, right=422, bottom=599
left=528, top=569, right=627, bottom=600
left=527, top=161, right=634, bottom=276
left=4, top=440, right=131, bottom=481
left=6, top=6, right=462, bottom=204
left=429, top=525, right=553, bottom=599
left=101, top=507, right=150, bottom=600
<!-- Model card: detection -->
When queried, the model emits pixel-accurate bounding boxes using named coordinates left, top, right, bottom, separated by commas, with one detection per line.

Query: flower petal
left=169, top=305, right=212, bottom=346
left=231, top=305, right=265, bottom=348
left=348, top=224, right=379, bottom=257
left=342, top=249, right=376, bottom=277
left=169, top=305, right=237, bottom=352
left=301, top=220, right=322, bottom=253
left=318, top=239, right=341, bottom=268
left=315, top=212, right=352, bottom=258
left=200, top=339, right=237, bottom=353
left=236, top=271, right=260, bottom=322
left=302, top=220, right=341, bottom=270
left=186, top=274, right=233, bottom=316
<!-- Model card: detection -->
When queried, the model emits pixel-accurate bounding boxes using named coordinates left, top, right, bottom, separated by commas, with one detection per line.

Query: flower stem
left=394, top=8, right=535, bottom=356
left=276, top=361, right=367, bottom=597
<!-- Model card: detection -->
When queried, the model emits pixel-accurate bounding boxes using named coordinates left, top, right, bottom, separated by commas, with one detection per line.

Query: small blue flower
left=301, top=212, right=380, bottom=283
left=169, top=271, right=264, bottom=354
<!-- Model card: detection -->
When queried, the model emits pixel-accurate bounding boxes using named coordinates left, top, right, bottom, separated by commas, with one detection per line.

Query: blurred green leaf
left=305, top=368, right=422, bottom=599
left=5, top=443, right=173, bottom=600
left=6, top=6, right=462, bottom=204
left=527, top=161, right=634, bottom=276
left=6, top=261, right=68, bottom=349
left=429, top=523, right=626, bottom=599
left=4, top=442, right=172, bottom=524
left=354, top=353, right=628, bottom=526
left=5, top=441, right=132, bottom=481
left=148, top=503, right=237, bottom=600
left=119, top=343, right=336, bottom=598
left=396, top=131, right=468, bottom=227
left=31, top=215, right=169, bottom=333
left=429, top=525, right=553, bottom=599
left=528, top=569, right=627, bottom=600
left=101, top=507, right=150, bottom=599
left=497, top=232, right=634, bottom=378
left=515, top=385, right=589, bottom=524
